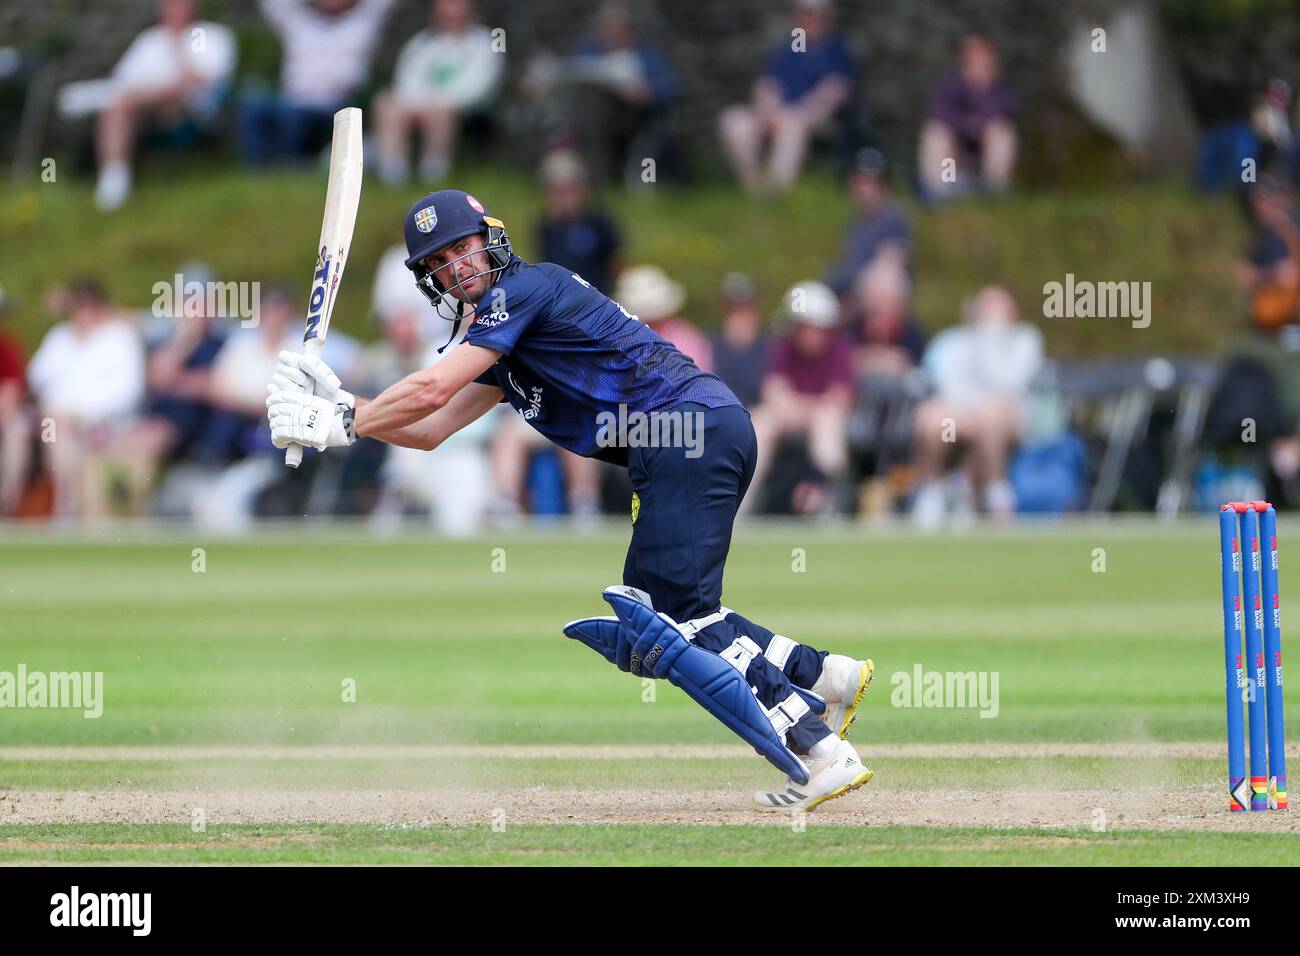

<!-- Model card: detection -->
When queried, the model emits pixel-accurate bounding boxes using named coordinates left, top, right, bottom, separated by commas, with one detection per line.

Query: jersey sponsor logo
left=506, top=371, right=544, bottom=421
left=475, top=309, right=510, bottom=329
left=413, top=205, right=438, bottom=233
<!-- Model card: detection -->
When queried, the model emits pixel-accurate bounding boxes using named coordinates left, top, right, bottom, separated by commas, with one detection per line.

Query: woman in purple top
left=918, top=34, right=1018, bottom=199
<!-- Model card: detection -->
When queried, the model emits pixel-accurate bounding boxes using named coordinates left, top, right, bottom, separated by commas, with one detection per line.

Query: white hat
left=539, top=149, right=587, bottom=186
left=781, top=280, right=839, bottom=327
left=614, top=265, right=685, bottom=322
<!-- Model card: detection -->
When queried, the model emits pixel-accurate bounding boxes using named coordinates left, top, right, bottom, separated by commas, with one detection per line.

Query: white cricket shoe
left=753, top=737, right=873, bottom=813
left=810, top=654, right=874, bottom=739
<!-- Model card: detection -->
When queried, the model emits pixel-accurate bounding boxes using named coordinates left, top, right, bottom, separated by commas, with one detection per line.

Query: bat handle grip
left=283, top=339, right=326, bottom=469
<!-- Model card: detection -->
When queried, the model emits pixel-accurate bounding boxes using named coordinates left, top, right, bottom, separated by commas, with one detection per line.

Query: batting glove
left=269, top=350, right=355, bottom=407
left=266, top=390, right=355, bottom=451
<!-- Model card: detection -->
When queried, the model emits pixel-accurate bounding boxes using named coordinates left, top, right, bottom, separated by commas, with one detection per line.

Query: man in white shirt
left=239, top=0, right=396, bottom=166
left=27, top=281, right=145, bottom=519
left=93, top=0, right=237, bottom=210
left=910, top=285, right=1044, bottom=527
left=373, top=0, right=503, bottom=184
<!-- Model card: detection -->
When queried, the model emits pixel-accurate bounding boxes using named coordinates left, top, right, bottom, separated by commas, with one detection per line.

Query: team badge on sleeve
left=414, top=205, right=438, bottom=233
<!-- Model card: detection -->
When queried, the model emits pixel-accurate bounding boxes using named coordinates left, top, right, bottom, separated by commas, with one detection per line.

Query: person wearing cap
left=749, top=281, right=855, bottom=513
left=537, top=151, right=623, bottom=296
left=612, top=265, right=712, bottom=371
left=709, top=273, right=770, bottom=411
left=266, top=188, right=878, bottom=812
left=718, top=0, right=856, bottom=197
left=825, top=147, right=911, bottom=297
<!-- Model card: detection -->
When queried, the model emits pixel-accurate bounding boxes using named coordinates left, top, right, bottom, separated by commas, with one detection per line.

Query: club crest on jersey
left=414, top=205, right=438, bottom=233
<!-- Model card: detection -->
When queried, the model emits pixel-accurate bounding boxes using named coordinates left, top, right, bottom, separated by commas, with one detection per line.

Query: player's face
left=424, top=233, right=492, bottom=303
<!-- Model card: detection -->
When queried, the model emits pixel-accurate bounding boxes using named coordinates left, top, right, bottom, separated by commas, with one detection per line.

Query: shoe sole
left=835, top=659, right=875, bottom=739
left=803, top=768, right=875, bottom=812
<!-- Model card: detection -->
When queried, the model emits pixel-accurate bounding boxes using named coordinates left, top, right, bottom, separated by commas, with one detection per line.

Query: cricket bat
left=285, top=106, right=364, bottom=468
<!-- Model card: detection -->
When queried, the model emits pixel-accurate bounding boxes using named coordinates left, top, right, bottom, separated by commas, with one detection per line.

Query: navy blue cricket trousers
left=621, top=402, right=831, bottom=754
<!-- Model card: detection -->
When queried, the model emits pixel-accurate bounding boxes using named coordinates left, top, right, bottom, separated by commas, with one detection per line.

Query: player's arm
left=265, top=344, right=500, bottom=453
left=353, top=343, right=501, bottom=438
left=359, top=380, right=503, bottom=451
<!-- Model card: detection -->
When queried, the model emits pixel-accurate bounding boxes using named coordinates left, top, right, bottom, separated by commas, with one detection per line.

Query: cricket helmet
left=403, top=189, right=513, bottom=324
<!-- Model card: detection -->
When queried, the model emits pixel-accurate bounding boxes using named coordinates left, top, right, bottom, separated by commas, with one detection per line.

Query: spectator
left=114, top=281, right=227, bottom=514
left=373, top=0, right=503, bottom=185
left=910, top=286, right=1042, bottom=528
left=352, top=302, right=428, bottom=399
left=89, top=0, right=236, bottom=210
left=849, top=257, right=926, bottom=377
left=371, top=242, right=447, bottom=349
left=709, top=272, right=769, bottom=410
left=825, top=147, right=910, bottom=296
left=0, top=286, right=30, bottom=515
left=749, top=281, right=855, bottom=513
left=371, top=326, right=494, bottom=535
left=27, top=280, right=145, bottom=520
left=1238, top=175, right=1300, bottom=332
left=560, top=1, right=680, bottom=185
left=613, top=265, right=712, bottom=370
left=536, top=150, right=622, bottom=294
left=1251, top=78, right=1293, bottom=180
left=239, top=0, right=396, bottom=166
left=195, top=285, right=299, bottom=528
left=204, top=285, right=297, bottom=458
left=488, top=411, right=602, bottom=523
left=718, top=0, right=856, bottom=197
left=918, top=34, right=1017, bottom=200
left=844, top=261, right=927, bottom=517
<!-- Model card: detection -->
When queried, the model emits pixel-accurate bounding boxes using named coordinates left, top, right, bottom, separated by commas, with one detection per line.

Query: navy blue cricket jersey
left=467, top=257, right=739, bottom=464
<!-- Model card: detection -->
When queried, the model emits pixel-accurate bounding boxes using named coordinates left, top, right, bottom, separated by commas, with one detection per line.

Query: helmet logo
left=414, top=205, right=439, bottom=233
left=465, top=194, right=485, bottom=214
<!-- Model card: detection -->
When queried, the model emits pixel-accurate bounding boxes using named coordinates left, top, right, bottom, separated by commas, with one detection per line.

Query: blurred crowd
left=61, top=0, right=1021, bottom=208
left=4, top=0, right=1300, bottom=529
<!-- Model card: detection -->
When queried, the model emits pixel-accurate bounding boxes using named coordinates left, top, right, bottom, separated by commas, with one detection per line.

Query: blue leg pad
left=603, top=588, right=810, bottom=784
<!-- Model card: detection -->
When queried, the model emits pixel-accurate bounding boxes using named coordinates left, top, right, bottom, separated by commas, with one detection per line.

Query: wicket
left=1220, top=501, right=1288, bottom=811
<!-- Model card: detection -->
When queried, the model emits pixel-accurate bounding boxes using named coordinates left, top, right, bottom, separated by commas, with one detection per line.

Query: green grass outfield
left=1, top=521, right=1298, bottom=864
left=0, top=822, right=1286, bottom=866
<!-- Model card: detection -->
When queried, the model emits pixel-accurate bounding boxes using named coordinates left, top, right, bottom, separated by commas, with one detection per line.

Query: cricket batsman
left=265, top=189, right=875, bottom=811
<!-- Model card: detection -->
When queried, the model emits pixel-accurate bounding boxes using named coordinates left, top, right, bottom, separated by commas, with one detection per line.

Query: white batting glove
left=269, top=350, right=355, bottom=406
left=266, top=390, right=355, bottom=451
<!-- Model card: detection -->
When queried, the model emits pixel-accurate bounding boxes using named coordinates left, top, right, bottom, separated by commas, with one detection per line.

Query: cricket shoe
left=810, top=654, right=874, bottom=739
left=753, top=737, right=873, bottom=813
